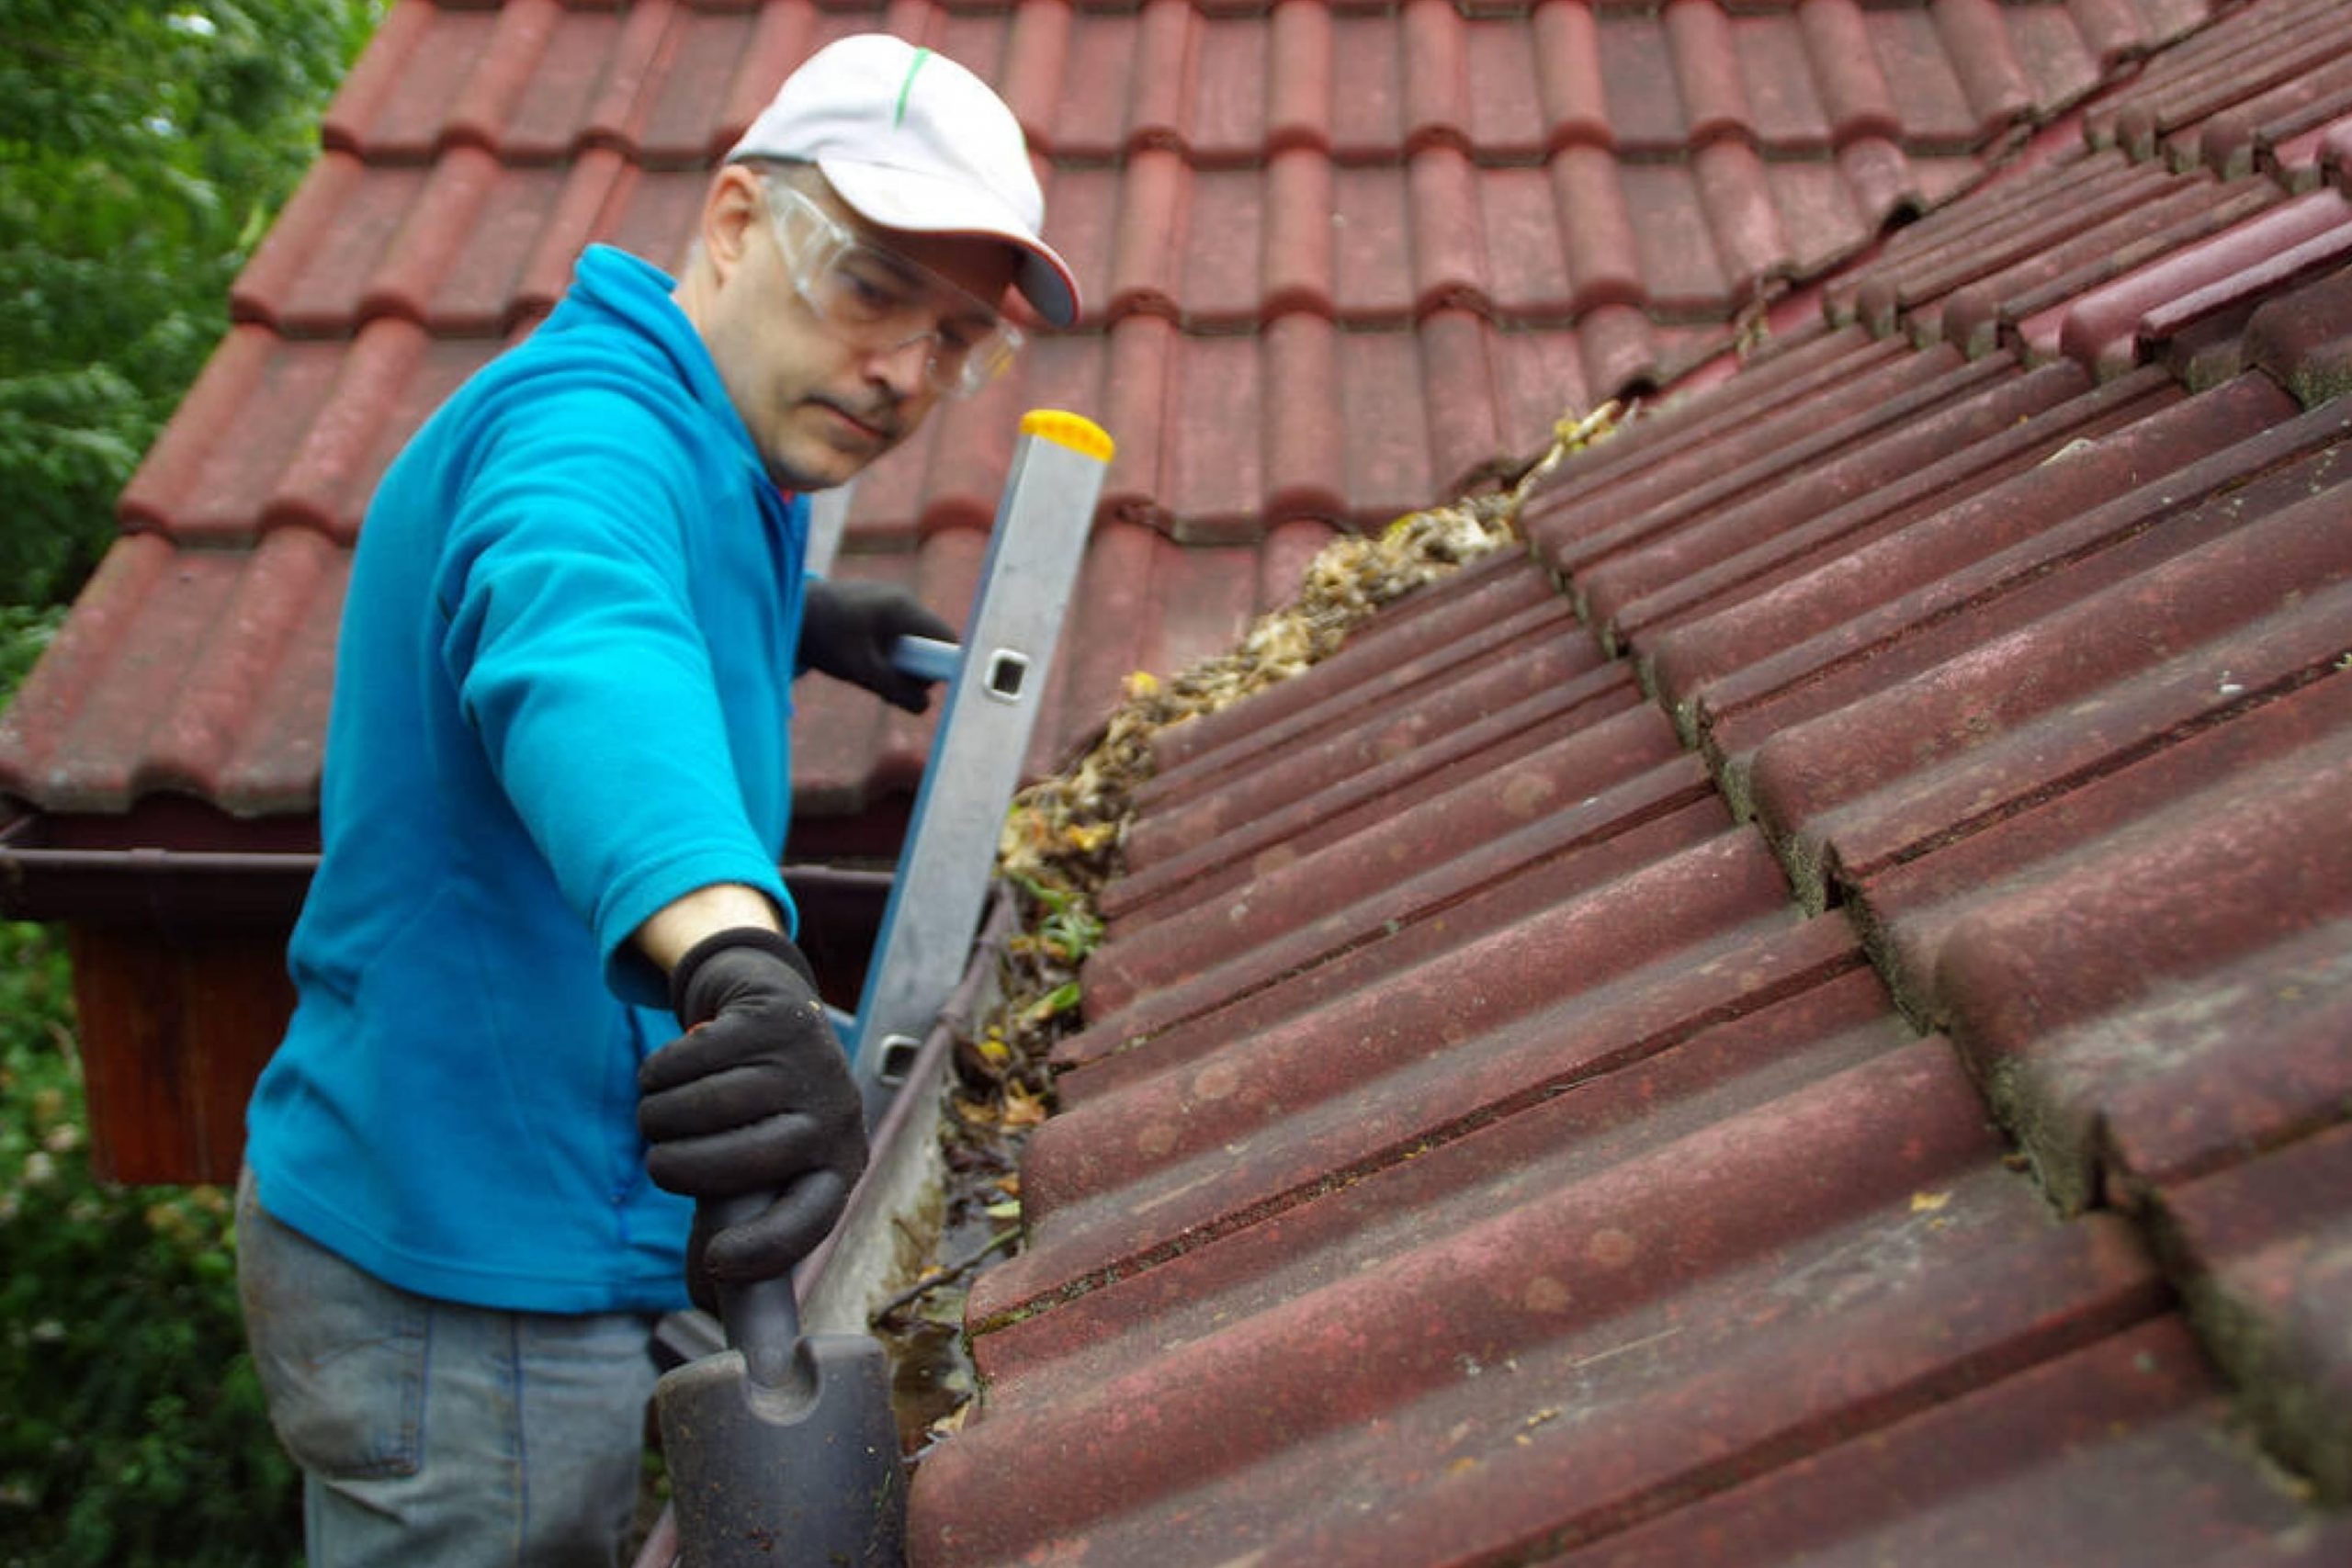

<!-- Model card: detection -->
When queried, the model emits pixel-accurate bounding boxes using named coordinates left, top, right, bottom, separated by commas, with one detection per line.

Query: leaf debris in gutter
left=876, top=403, right=1623, bottom=1457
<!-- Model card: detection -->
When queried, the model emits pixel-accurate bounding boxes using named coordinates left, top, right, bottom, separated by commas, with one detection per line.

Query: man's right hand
left=638, top=927, right=867, bottom=1310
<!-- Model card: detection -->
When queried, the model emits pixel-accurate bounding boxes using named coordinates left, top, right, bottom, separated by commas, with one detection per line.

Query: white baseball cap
left=727, top=34, right=1080, bottom=329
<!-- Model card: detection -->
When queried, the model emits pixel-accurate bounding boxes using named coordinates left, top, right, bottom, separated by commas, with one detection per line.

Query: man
left=233, top=35, right=1078, bottom=1565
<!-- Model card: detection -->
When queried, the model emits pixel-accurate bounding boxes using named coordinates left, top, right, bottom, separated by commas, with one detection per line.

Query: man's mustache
left=811, top=393, right=906, bottom=441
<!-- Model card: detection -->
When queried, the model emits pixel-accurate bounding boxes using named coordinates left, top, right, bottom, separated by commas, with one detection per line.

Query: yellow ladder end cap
left=1020, top=409, right=1115, bottom=462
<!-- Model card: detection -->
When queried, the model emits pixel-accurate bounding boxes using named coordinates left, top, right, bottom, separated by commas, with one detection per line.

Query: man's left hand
left=800, top=578, right=956, bottom=713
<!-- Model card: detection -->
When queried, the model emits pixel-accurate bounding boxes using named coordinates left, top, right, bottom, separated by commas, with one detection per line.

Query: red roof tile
left=1, top=0, right=2227, bottom=830
left=910, top=6, right=2352, bottom=1560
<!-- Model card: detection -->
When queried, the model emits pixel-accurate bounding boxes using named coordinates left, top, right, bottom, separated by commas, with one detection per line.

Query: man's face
left=700, top=170, right=1023, bottom=493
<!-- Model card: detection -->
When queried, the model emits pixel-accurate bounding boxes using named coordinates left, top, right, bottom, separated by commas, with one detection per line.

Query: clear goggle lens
left=763, top=181, right=1021, bottom=399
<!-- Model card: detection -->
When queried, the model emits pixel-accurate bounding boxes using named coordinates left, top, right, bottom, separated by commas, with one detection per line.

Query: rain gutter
left=0, top=820, right=318, bottom=923
left=0, top=811, right=896, bottom=927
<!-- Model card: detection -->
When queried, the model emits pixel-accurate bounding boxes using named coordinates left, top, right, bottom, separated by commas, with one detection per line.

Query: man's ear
left=700, top=165, right=765, bottom=283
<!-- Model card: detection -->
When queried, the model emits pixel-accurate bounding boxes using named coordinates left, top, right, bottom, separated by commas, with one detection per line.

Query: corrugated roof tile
left=1594, top=7, right=1686, bottom=152
left=266, top=318, right=436, bottom=541
left=1400, top=0, right=1469, bottom=156
left=1533, top=341, right=1979, bottom=588
left=2189, top=62, right=2352, bottom=181
left=1803, top=0, right=1906, bottom=150
left=1259, top=313, right=1347, bottom=520
left=1040, top=966, right=1914, bottom=1359
left=1620, top=161, right=1736, bottom=312
left=1329, top=10, right=1407, bottom=160
left=1649, top=362, right=2222, bottom=710
left=1851, top=649, right=2342, bottom=957
left=1406, top=147, right=1491, bottom=318
left=1744, top=454, right=2352, bottom=844
left=1017, top=852, right=1852, bottom=1286
left=1163, top=332, right=1266, bottom=535
left=1462, top=16, right=1546, bottom=158
left=1190, top=14, right=1270, bottom=163
left=2032, top=184, right=2352, bottom=371
left=1664, top=0, right=1750, bottom=150
left=2007, top=3, right=2105, bottom=107
left=1129, top=539, right=1260, bottom=679
left=1609, top=358, right=2131, bottom=647
left=1101, top=709, right=1697, bottom=1031
left=1935, top=0, right=2039, bottom=137
left=1491, top=320, right=1598, bottom=451
left=2068, top=0, right=2159, bottom=70
left=1259, top=149, right=1336, bottom=318
left=1838, top=133, right=1928, bottom=228
left=1106, top=670, right=1645, bottom=929
left=1473, top=165, right=1569, bottom=319
left=901, top=10, right=2352, bottom=1559
left=1143, top=546, right=1538, bottom=771
left=1560, top=1319, right=2344, bottom=1567
left=1335, top=325, right=1439, bottom=504
left=2247, top=251, right=2352, bottom=400
left=0, top=537, right=345, bottom=817
left=2105, top=0, right=2352, bottom=158
left=1419, top=308, right=1508, bottom=487
left=1691, top=138, right=1790, bottom=292
left=1044, top=10, right=1134, bottom=159
left=1530, top=0, right=1607, bottom=152
left=989, top=0, right=1067, bottom=152
left=1131, top=601, right=1588, bottom=843
left=147, top=339, right=356, bottom=544
left=1330, top=164, right=1416, bottom=321
left=1928, top=709, right=2352, bottom=1070
left=432, top=0, right=554, bottom=153
left=935, top=1060, right=2166, bottom=1562
left=1125, top=0, right=1194, bottom=153
left=2157, top=1117, right=2352, bottom=1504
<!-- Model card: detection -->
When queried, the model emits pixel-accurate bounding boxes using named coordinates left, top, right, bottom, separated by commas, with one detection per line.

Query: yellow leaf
left=1001, top=1082, right=1048, bottom=1128
left=1910, top=1190, right=1951, bottom=1213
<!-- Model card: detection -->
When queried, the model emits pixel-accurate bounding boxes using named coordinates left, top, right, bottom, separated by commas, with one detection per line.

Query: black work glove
left=639, top=928, right=868, bottom=1312
left=799, top=577, right=956, bottom=713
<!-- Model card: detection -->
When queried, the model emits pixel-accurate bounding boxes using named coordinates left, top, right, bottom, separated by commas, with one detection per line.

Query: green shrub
left=0, top=927, right=301, bottom=1564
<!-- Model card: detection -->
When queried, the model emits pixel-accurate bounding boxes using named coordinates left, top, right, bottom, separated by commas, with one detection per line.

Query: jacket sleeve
left=431, top=382, right=793, bottom=1009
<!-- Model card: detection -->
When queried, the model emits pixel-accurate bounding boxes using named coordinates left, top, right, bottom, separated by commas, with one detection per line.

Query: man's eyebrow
left=856, top=240, right=1003, bottom=326
left=854, top=243, right=952, bottom=298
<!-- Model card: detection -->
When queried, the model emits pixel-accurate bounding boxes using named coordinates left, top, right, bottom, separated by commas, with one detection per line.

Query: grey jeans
left=234, top=1170, right=660, bottom=1567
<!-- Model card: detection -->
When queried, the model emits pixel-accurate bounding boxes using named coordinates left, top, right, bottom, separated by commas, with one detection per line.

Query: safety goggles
left=762, top=180, right=1022, bottom=398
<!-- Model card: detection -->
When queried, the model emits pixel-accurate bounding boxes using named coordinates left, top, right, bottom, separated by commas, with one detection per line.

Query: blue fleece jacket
left=246, top=245, right=808, bottom=1313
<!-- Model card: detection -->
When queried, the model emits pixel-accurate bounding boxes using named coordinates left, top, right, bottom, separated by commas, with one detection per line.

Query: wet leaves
left=889, top=402, right=1624, bottom=1460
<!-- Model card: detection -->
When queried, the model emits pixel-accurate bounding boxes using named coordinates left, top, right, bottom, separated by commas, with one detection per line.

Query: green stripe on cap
left=893, top=48, right=933, bottom=128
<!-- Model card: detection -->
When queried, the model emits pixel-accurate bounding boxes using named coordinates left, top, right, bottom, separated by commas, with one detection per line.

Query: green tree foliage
left=0, top=0, right=379, bottom=608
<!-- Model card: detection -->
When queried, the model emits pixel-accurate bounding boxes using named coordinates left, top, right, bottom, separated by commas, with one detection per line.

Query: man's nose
left=859, top=332, right=934, bottom=398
